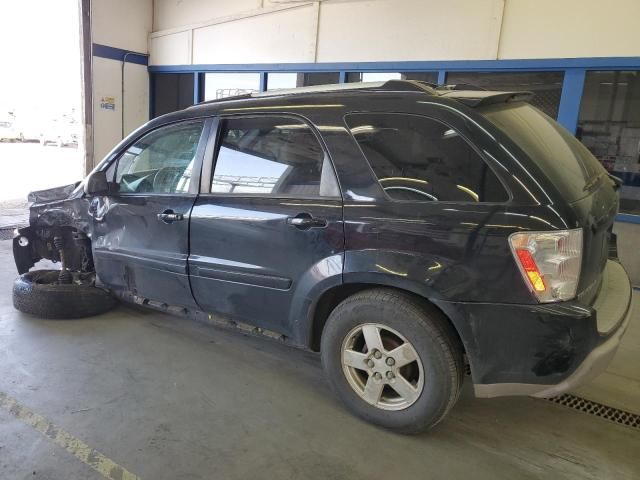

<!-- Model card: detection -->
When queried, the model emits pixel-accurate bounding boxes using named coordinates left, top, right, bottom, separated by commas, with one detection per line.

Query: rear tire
left=13, top=270, right=117, bottom=319
left=321, top=288, right=463, bottom=434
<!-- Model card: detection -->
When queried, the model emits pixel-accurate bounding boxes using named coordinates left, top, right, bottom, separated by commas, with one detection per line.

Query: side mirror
left=84, top=170, right=109, bottom=195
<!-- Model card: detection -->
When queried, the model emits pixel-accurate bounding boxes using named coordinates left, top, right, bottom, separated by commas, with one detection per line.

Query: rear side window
left=479, top=103, right=606, bottom=202
left=211, top=116, right=340, bottom=197
left=346, top=113, right=508, bottom=203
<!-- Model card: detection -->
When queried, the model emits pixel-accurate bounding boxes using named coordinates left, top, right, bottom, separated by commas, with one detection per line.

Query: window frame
left=200, top=113, right=343, bottom=200
left=103, top=118, right=212, bottom=197
left=344, top=111, right=513, bottom=205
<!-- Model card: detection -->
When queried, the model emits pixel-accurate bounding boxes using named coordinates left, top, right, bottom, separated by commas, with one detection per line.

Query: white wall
left=91, top=57, right=122, bottom=169
left=193, top=4, right=318, bottom=64
left=153, top=0, right=262, bottom=31
left=91, top=0, right=152, bottom=169
left=499, top=0, right=640, bottom=59
left=93, top=0, right=152, bottom=53
left=316, top=0, right=502, bottom=62
left=150, top=0, right=640, bottom=66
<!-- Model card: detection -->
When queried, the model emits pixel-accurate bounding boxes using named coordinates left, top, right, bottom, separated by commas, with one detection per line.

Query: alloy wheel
left=340, top=323, right=424, bottom=411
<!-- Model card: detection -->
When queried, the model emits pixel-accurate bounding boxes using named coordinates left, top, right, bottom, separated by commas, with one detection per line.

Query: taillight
left=508, top=228, right=583, bottom=302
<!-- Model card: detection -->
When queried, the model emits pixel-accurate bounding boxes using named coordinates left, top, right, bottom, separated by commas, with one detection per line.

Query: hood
left=28, top=182, right=82, bottom=204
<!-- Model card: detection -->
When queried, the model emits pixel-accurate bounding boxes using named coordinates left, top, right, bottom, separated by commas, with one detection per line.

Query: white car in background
left=40, top=118, right=79, bottom=147
left=0, top=119, right=17, bottom=141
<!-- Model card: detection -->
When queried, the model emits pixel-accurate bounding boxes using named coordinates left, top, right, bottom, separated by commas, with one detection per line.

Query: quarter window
left=114, top=121, right=204, bottom=194
left=346, top=113, right=508, bottom=203
left=211, top=116, right=339, bottom=197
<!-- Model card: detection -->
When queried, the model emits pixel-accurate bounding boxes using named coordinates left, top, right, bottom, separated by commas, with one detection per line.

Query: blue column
left=188, top=73, right=206, bottom=103
left=148, top=74, right=155, bottom=119
left=339, top=71, right=347, bottom=83
left=437, top=70, right=447, bottom=85
left=557, top=69, right=586, bottom=134
left=260, top=72, right=268, bottom=92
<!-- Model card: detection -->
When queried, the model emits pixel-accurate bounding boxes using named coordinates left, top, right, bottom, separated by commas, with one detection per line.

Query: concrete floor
left=0, top=240, right=638, bottom=480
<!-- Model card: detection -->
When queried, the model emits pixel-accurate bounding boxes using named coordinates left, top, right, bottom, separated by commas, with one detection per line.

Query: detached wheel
left=13, top=270, right=117, bottom=319
left=321, top=289, right=463, bottom=434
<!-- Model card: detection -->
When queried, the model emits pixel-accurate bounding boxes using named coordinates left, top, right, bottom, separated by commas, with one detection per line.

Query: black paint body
left=14, top=86, right=623, bottom=388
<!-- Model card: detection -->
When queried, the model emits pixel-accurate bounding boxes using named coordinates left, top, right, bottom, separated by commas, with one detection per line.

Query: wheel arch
left=306, top=274, right=469, bottom=367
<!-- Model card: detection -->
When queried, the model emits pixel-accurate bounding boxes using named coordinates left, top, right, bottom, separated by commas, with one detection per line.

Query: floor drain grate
left=0, top=228, right=16, bottom=240
left=547, top=393, right=640, bottom=430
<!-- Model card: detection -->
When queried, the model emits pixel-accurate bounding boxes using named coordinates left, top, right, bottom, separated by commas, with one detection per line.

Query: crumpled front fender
left=13, top=227, right=39, bottom=274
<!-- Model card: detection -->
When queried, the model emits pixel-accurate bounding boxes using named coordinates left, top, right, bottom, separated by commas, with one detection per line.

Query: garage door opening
left=0, top=0, right=84, bottom=230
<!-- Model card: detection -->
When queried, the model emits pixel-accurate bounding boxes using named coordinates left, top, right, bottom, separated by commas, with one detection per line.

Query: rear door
left=188, top=115, right=344, bottom=337
left=91, top=119, right=211, bottom=307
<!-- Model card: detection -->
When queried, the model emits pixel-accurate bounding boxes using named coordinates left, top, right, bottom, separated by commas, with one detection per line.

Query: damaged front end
left=13, top=182, right=95, bottom=280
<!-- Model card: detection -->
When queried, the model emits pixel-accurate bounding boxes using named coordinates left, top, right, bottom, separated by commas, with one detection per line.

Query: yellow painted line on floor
left=0, top=391, right=141, bottom=480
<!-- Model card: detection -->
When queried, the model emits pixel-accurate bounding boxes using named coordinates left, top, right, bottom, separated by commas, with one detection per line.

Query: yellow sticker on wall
left=100, top=96, right=116, bottom=110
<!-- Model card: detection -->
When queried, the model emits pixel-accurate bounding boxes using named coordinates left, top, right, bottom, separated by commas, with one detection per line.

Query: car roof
left=151, top=80, right=533, bottom=125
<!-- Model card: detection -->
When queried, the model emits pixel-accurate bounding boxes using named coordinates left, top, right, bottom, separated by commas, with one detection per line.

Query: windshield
left=479, top=102, right=606, bottom=202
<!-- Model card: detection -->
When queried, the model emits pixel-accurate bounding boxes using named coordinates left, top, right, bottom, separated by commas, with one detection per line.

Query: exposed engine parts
left=53, top=236, right=72, bottom=284
left=13, top=226, right=95, bottom=277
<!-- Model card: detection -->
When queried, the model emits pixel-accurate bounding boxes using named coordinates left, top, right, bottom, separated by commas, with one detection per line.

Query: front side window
left=114, top=121, right=204, bottom=194
left=211, top=116, right=339, bottom=197
left=346, top=113, right=508, bottom=203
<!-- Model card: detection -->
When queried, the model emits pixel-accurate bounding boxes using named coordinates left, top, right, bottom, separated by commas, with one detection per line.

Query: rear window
left=479, top=103, right=606, bottom=202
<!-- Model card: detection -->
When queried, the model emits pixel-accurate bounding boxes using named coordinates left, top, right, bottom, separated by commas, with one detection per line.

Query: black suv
left=13, top=80, right=632, bottom=433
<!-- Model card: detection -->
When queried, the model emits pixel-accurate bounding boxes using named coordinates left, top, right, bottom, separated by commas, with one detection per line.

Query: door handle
left=157, top=209, right=185, bottom=224
left=287, top=213, right=327, bottom=230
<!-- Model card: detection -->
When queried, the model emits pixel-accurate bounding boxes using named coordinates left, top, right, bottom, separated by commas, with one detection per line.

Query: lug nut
left=367, top=359, right=375, bottom=368
left=386, top=371, right=395, bottom=380
left=386, top=357, right=395, bottom=366
left=373, top=350, right=382, bottom=359
left=374, top=372, right=382, bottom=381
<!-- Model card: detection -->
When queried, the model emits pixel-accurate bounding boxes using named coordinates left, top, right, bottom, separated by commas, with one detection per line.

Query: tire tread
left=321, top=288, right=464, bottom=433
left=13, top=270, right=117, bottom=319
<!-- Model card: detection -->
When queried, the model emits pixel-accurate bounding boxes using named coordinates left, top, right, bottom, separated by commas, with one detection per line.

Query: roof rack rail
left=190, top=80, right=437, bottom=107
left=194, top=93, right=253, bottom=106
left=249, top=79, right=436, bottom=98
left=436, top=83, right=487, bottom=91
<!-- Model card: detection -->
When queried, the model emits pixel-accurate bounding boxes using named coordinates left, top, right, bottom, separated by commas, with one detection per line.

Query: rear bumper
left=472, top=260, right=632, bottom=398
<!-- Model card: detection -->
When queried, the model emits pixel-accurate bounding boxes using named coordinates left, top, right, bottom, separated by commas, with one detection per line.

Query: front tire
left=13, top=270, right=117, bottom=319
left=321, top=289, right=463, bottom=434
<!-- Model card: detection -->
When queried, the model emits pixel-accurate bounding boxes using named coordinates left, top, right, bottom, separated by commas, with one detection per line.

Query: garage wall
left=91, top=0, right=152, bottom=168
left=499, top=0, right=640, bottom=59
left=316, top=0, right=502, bottom=62
left=149, top=0, right=640, bottom=66
left=153, top=0, right=262, bottom=31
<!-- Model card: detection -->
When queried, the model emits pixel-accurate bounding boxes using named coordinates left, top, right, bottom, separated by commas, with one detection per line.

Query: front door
left=189, top=115, right=344, bottom=337
left=91, top=119, right=211, bottom=308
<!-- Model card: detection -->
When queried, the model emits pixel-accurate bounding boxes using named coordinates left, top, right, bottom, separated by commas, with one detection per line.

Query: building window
left=299, top=72, right=340, bottom=86
left=152, top=73, right=194, bottom=117
left=401, top=72, right=439, bottom=84
left=578, top=71, right=640, bottom=214
left=446, top=72, right=564, bottom=119
left=204, top=73, right=261, bottom=100
left=266, top=72, right=340, bottom=90
left=267, top=73, right=298, bottom=90
left=347, top=72, right=438, bottom=84
left=347, top=72, right=401, bottom=82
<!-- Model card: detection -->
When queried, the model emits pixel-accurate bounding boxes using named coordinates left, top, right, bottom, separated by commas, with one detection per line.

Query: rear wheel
left=321, top=289, right=463, bottom=434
